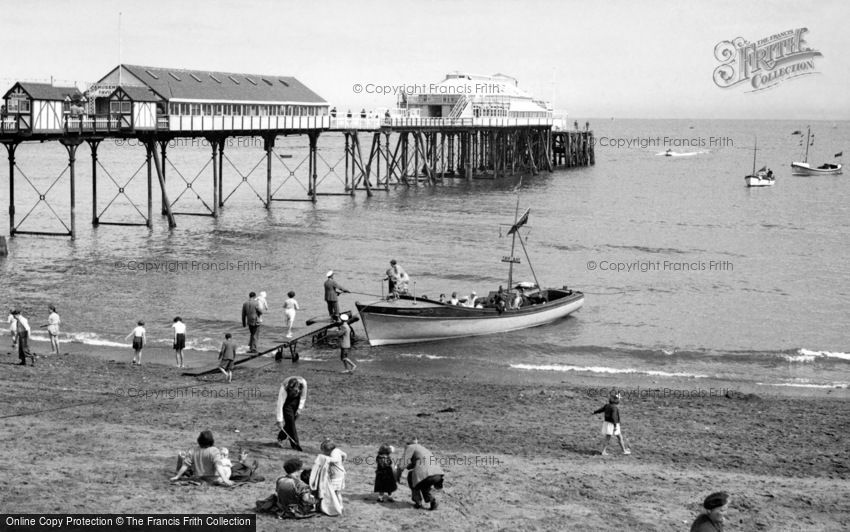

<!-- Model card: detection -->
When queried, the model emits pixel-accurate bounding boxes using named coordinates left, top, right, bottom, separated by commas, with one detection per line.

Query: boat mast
left=507, top=196, right=520, bottom=290
left=752, top=136, right=757, bottom=175
left=804, top=126, right=810, bottom=163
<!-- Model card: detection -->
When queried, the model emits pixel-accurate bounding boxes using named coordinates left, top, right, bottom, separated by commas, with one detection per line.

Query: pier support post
left=344, top=133, right=350, bottom=192
left=309, top=132, right=318, bottom=202
left=158, top=140, right=169, bottom=214
left=264, top=135, right=275, bottom=208
left=218, top=139, right=225, bottom=208
left=60, top=139, right=82, bottom=240
left=466, top=131, right=473, bottom=180
left=88, top=140, right=101, bottom=226
left=145, top=141, right=153, bottom=227
left=5, top=142, right=18, bottom=236
left=150, top=141, right=176, bottom=229
left=384, top=132, right=391, bottom=189
left=210, top=139, right=220, bottom=217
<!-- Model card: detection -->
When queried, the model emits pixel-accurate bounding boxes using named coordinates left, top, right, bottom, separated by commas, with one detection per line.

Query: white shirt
left=276, top=376, right=308, bottom=423
left=172, top=321, right=186, bottom=335
left=13, top=315, right=30, bottom=334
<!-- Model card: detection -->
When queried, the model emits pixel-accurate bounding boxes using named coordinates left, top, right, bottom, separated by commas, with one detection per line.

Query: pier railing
left=64, top=114, right=122, bottom=134
left=166, top=114, right=331, bottom=131
left=330, top=117, right=383, bottom=130
left=385, top=117, right=553, bottom=128
left=0, top=115, right=26, bottom=133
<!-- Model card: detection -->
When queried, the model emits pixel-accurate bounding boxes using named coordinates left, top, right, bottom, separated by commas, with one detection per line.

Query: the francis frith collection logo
left=713, top=28, right=822, bottom=92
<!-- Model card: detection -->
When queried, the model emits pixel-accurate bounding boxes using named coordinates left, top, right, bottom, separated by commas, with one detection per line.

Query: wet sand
left=1, top=343, right=848, bottom=531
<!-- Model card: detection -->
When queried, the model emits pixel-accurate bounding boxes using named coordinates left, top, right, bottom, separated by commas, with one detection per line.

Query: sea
left=1, top=119, right=848, bottom=390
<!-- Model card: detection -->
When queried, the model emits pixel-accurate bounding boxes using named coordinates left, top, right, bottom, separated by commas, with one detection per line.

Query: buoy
left=0, top=236, right=7, bottom=256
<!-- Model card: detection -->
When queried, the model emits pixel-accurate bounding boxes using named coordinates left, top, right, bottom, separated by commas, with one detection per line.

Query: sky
left=0, top=0, right=847, bottom=119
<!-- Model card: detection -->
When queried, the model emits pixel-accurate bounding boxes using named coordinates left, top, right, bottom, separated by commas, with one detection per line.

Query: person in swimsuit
left=283, top=291, right=300, bottom=338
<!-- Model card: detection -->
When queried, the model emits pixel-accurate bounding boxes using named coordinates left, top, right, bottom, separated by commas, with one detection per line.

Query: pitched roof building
left=94, top=65, right=327, bottom=105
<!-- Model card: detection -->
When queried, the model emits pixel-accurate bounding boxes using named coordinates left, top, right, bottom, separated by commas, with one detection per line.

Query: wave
left=398, top=353, right=448, bottom=360
left=510, top=363, right=706, bottom=379
left=785, top=348, right=850, bottom=363
left=757, top=381, right=850, bottom=389
left=656, top=150, right=707, bottom=157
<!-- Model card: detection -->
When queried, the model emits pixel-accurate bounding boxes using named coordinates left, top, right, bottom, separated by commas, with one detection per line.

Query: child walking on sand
left=43, top=305, right=61, bottom=356
left=126, top=320, right=146, bottom=366
left=373, top=444, right=398, bottom=502
left=172, top=317, right=186, bottom=368
left=591, top=391, right=631, bottom=456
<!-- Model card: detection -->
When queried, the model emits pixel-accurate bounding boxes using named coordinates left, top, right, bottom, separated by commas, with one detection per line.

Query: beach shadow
left=347, top=491, right=412, bottom=510
left=559, top=442, right=599, bottom=456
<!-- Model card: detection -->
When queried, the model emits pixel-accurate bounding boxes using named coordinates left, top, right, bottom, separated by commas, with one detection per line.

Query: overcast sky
left=1, top=0, right=847, bottom=119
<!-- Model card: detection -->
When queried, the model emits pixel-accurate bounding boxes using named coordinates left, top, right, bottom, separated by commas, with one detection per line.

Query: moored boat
left=791, top=127, right=843, bottom=175
left=355, top=206, right=584, bottom=346
left=744, top=137, right=775, bottom=187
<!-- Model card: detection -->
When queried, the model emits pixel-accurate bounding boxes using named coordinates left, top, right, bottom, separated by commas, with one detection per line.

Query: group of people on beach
left=7, top=306, right=61, bottom=366
left=170, top=370, right=446, bottom=519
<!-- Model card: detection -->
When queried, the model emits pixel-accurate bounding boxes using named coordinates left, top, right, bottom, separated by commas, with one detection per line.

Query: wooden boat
left=744, top=137, right=775, bottom=187
left=791, top=127, right=843, bottom=175
left=355, top=207, right=584, bottom=346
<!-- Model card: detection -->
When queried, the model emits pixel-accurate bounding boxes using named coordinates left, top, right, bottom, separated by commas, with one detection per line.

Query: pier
left=0, top=66, right=594, bottom=239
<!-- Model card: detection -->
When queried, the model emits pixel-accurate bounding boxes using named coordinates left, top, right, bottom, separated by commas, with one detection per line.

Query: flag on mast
left=835, top=152, right=843, bottom=158
left=508, top=208, right=530, bottom=235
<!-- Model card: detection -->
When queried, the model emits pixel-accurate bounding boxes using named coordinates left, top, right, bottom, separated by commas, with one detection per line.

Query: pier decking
left=0, top=65, right=594, bottom=240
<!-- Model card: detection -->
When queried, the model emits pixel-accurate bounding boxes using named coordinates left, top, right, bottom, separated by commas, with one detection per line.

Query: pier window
left=7, top=93, right=30, bottom=113
left=214, top=104, right=223, bottom=115
left=259, top=105, right=268, bottom=116
left=190, top=104, right=201, bottom=116
left=233, top=105, right=242, bottom=116
left=110, top=100, right=131, bottom=114
left=203, top=104, right=212, bottom=115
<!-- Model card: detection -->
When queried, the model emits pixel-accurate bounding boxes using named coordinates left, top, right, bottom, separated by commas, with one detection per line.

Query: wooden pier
left=0, top=66, right=594, bottom=240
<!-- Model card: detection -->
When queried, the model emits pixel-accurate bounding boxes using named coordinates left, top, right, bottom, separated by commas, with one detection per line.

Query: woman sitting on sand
left=171, top=430, right=234, bottom=486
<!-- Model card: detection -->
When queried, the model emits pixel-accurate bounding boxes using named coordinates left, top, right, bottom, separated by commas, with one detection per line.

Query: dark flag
left=836, top=152, right=843, bottom=158
left=508, top=208, right=530, bottom=235
left=791, top=130, right=801, bottom=135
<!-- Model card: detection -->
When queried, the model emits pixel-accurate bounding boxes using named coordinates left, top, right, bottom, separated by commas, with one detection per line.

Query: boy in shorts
left=591, top=391, right=631, bottom=456
left=338, top=315, right=356, bottom=373
left=218, top=333, right=237, bottom=382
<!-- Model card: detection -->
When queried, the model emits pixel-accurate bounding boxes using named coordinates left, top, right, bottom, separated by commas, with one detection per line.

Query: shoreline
left=2, top=345, right=848, bottom=530
left=8, top=332, right=849, bottom=401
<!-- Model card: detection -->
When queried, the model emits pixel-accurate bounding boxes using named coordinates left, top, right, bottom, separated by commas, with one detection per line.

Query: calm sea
left=1, top=119, right=848, bottom=389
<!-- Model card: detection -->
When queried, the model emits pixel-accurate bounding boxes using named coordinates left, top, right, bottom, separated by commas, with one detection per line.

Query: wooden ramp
left=182, top=310, right=359, bottom=376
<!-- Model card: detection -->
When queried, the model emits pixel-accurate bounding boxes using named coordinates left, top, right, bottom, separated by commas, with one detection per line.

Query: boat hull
left=791, top=162, right=842, bottom=175
left=355, top=290, right=584, bottom=346
left=744, top=175, right=775, bottom=187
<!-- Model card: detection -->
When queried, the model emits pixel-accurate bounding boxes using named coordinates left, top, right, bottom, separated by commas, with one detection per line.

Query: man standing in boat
left=385, top=259, right=409, bottom=299
left=324, top=271, right=350, bottom=321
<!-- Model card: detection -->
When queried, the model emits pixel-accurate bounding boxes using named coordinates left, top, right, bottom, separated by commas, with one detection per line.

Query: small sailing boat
left=745, top=137, right=775, bottom=187
left=791, top=127, right=843, bottom=175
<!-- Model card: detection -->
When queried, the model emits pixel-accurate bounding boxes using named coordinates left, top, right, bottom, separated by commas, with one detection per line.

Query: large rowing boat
left=355, top=207, right=584, bottom=346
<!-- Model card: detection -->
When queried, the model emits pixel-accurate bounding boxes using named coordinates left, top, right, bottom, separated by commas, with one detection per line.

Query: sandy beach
left=1, top=342, right=848, bottom=531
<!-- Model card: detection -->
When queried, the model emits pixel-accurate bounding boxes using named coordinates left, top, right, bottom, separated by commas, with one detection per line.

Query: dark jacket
left=593, top=403, right=620, bottom=424
left=323, top=279, right=347, bottom=302
left=242, top=299, right=262, bottom=327
left=219, top=339, right=237, bottom=361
